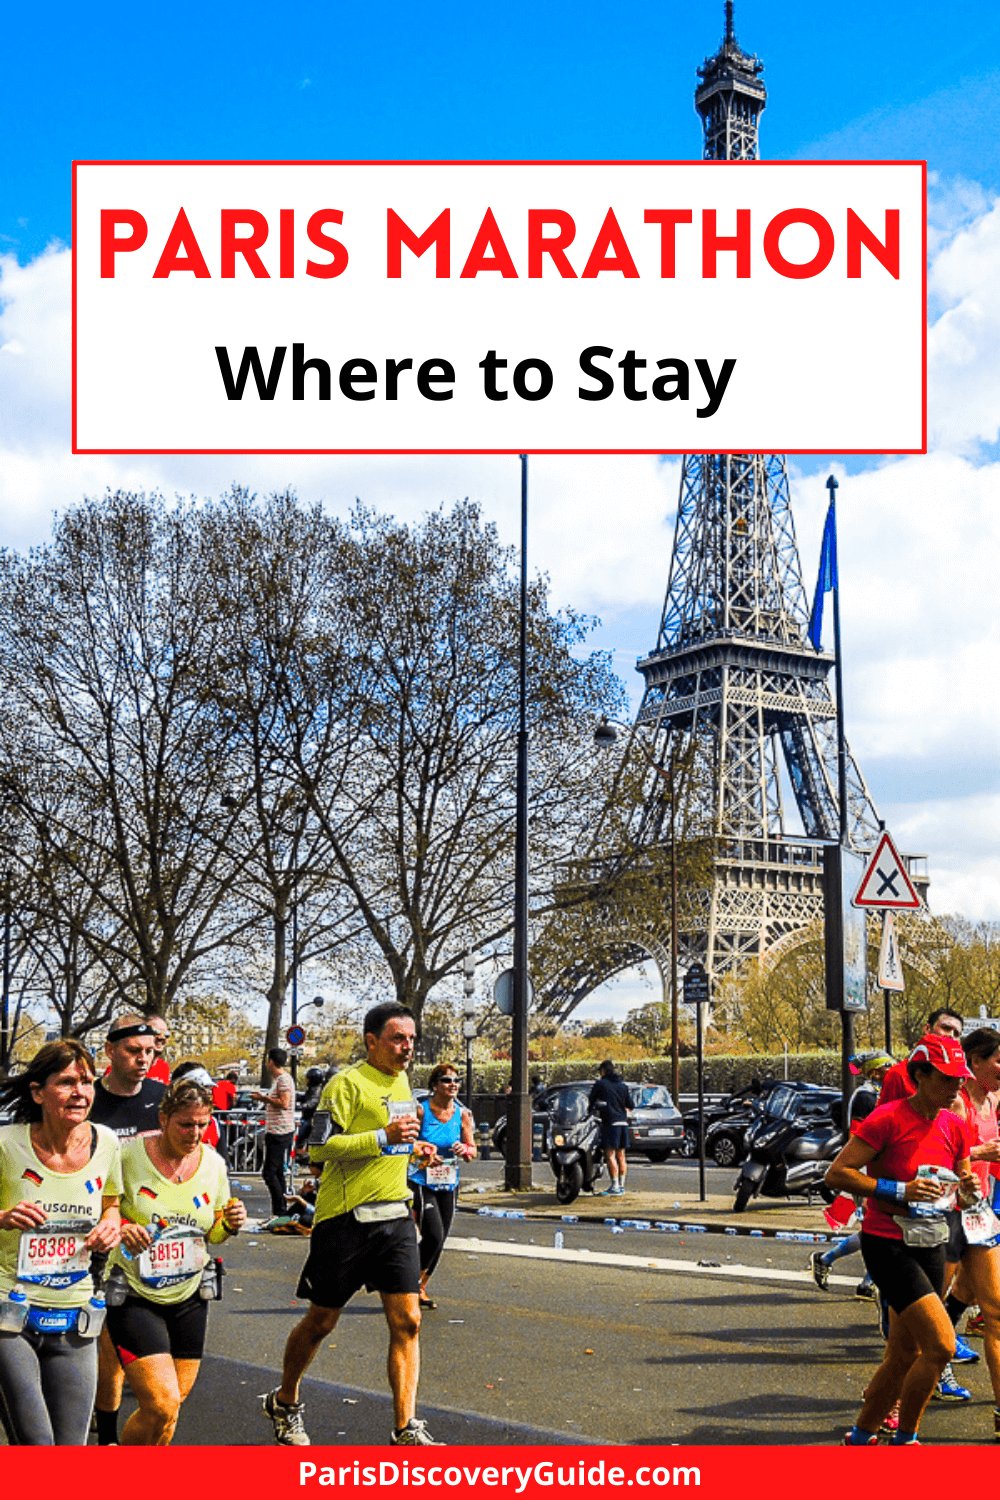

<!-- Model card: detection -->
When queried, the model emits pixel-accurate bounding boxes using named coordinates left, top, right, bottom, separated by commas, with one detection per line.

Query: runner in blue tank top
left=409, top=1063, right=476, bottom=1309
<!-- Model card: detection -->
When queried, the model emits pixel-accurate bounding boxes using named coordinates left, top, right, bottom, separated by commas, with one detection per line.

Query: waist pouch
left=25, top=1304, right=80, bottom=1335
left=353, top=1201, right=410, bottom=1224
left=901, top=1215, right=949, bottom=1248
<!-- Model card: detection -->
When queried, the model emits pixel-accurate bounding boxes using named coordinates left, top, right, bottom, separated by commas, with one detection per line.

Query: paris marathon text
left=99, top=201, right=900, bottom=419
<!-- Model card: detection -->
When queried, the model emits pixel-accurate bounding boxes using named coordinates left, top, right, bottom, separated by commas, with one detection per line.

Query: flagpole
left=828, top=474, right=847, bottom=846
left=827, top=472, right=854, bottom=1102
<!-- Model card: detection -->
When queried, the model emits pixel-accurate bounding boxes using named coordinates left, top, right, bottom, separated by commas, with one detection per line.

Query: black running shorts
left=297, top=1210, right=420, bottom=1309
left=600, top=1121, right=629, bottom=1151
left=107, top=1291, right=209, bottom=1366
left=860, top=1232, right=946, bottom=1315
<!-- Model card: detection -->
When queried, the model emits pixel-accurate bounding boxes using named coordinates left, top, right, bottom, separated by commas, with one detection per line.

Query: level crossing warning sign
left=852, top=831, right=921, bottom=910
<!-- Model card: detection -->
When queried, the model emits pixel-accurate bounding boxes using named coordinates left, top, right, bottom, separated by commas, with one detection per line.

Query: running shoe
left=932, top=1364, right=971, bottom=1402
left=842, top=1432, right=878, bottom=1446
left=391, top=1418, right=444, bottom=1446
left=952, top=1333, right=980, bottom=1365
left=810, top=1252, right=830, bottom=1291
left=854, top=1278, right=878, bottom=1302
left=966, top=1310, right=986, bottom=1337
left=880, top=1403, right=900, bottom=1434
left=609, top=1183, right=624, bottom=1195
left=261, top=1387, right=310, bottom=1445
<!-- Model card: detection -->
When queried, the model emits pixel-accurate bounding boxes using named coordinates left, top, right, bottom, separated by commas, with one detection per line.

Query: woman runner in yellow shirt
left=106, top=1076, right=246, bottom=1444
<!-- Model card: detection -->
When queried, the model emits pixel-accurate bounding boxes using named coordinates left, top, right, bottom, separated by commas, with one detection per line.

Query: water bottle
left=0, top=1284, right=29, bottom=1334
left=553, top=1230, right=564, bottom=1250
left=78, top=1291, right=107, bottom=1339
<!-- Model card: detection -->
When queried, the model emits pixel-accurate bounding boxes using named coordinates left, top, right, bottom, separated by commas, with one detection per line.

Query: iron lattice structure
left=538, top=6, right=931, bottom=1022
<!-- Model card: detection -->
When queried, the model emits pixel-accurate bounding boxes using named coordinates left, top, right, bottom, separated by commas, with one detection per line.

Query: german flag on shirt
left=21, top=1168, right=43, bottom=1186
left=138, top=1186, right=158, bottom=1201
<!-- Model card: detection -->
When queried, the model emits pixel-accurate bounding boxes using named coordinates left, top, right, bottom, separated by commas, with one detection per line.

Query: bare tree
left=0, top=492, right=263, bottom=1020
left=276, top=499, right=627, bottom=1020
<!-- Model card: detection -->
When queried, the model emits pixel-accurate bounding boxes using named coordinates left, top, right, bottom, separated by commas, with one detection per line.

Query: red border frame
left=71, top=159, right=928, bottom=457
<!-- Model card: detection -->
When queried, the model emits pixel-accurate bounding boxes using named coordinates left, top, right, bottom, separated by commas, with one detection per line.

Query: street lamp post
left=506, top=454, right=532, bottom=1191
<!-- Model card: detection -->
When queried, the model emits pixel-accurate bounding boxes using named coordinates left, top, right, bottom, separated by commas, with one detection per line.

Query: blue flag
left=808, top=497, right=838, bottom=650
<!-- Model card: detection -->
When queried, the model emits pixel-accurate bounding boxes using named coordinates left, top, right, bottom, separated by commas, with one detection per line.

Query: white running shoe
left=261, top=1387, right=310, bottom=1445
left=391, top=1418, right=444, bottom=1446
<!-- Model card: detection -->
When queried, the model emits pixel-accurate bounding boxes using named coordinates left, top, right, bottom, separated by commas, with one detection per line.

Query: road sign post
left=684, top=963, right=711, bottom=1204
left=823, top=844, right=869, bottom=1107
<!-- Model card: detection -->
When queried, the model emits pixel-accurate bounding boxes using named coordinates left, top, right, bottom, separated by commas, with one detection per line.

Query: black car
left=492, top=1080, right=684, bottom=1161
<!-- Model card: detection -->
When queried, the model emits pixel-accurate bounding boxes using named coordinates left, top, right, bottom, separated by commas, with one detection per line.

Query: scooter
left=733, top=1103, right=843, bottom=1213
left=546, top=1094, right=606, bottom=1204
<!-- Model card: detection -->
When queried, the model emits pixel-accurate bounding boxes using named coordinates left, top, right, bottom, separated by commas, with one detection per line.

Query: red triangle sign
left=852, top=831, right=921, bottom=910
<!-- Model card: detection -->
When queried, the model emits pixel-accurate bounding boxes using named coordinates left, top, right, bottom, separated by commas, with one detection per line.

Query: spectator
left=251, top=1049, right=296, bottom=1220
left=589, top=1059, right=632, bottom=1196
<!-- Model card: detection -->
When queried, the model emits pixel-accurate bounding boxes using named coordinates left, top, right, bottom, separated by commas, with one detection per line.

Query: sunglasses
left=438, top=1078, right=461, bottom=1086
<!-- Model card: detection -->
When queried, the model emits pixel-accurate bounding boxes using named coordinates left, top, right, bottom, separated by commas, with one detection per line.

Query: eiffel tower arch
left=538, top=6, right=932, bottom=1021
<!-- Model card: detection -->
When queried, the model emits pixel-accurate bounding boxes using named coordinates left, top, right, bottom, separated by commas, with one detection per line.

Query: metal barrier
left=221, top=1112, right=266, bottom=1175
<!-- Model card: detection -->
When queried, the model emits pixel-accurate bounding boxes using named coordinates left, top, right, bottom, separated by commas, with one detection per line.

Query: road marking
left=447, top=1233, right=857, bottom=1288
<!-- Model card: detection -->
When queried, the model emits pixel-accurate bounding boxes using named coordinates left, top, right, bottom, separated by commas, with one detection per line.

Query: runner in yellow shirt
left=262, top=1002, right=441, bottom=1447
left=0, top=1040, right=122, bottom=1445
left=105, top=1076, right=246, bottom=1444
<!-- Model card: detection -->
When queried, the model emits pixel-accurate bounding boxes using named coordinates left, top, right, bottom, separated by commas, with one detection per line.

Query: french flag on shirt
left=85, top=1176, right=103, bottom=1195
left=192, top=1192, right=211, bottom=1209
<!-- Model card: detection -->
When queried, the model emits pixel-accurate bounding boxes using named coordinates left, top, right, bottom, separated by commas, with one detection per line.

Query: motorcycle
left=732, top=1083, right=844, bottom=1213
left=545, top=1084, right=605, bottom=1204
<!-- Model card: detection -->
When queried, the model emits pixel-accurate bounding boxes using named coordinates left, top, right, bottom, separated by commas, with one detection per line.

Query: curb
left=456, top=1201, right=833, bottom=1243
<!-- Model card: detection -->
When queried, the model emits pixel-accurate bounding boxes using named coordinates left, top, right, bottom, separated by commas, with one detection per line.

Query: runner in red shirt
left=879, top=1007, right=964, bottom=1104
left=827, top=1033, right=977, bottom=1445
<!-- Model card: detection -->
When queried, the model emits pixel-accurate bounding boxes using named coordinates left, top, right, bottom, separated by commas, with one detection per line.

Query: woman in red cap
left=826, top=1032, right=978, bottom=1445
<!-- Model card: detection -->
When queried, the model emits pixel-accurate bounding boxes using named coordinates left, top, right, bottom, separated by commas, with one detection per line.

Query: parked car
left=626, top=1082, right=685, bottom=1161
left=493, top=1079, right=684, bottom=1161
left=681, top=1082, right=786, bottom=1167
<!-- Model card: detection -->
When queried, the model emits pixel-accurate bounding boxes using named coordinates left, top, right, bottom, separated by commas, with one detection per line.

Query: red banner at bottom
left=0, top=1444, right=968, bottom=1494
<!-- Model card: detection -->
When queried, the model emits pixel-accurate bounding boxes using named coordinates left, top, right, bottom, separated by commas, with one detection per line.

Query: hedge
left=410, top=1051, right=843, bottom=1097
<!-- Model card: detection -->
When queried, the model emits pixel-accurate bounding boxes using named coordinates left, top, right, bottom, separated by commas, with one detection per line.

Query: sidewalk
left=459, top=1176, right=836, bottom=1240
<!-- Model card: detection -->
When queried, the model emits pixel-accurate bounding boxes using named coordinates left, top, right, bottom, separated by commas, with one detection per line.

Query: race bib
left=425, top=1161, right=458, bottom=1188
left=962, top=1199, right=1000, bottom=1247
left=384, top=1098, right=418, bottom=1155
left=137, top=1228, right=207, bottom=1288
left=17, top=1218, right=92, bottom=1288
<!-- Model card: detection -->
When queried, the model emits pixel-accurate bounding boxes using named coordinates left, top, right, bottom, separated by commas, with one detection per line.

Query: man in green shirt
left=262, top=1002, right=441, bottom=1447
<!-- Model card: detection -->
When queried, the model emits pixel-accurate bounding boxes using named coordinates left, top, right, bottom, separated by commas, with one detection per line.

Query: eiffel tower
left=539, top=4, right=930, bottom=1020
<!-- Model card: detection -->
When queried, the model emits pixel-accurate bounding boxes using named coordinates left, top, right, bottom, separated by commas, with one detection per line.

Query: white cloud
left=2, top=185, right=1000, bottom=919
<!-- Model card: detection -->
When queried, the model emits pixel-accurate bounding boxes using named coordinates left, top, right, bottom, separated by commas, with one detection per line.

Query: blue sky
left=1, top=1, right=999, bottom=1020
left=3, top=2, right=1000, bottom=260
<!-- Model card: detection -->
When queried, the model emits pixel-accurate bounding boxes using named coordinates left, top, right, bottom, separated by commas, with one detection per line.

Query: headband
left=107, top=1022, right=157, bottom=1042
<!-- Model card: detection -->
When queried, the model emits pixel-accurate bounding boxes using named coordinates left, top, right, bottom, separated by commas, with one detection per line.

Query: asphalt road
left=6, top=1167, right=995, bottom=1447
left=154, top=1176, right=998, bottom=1447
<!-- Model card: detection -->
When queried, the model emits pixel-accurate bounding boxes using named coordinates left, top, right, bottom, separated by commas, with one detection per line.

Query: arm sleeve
left=308, top=1074, right=384, bottom=1164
